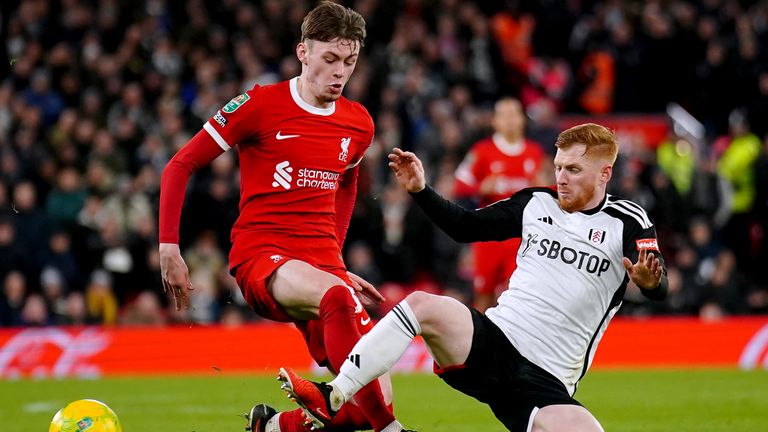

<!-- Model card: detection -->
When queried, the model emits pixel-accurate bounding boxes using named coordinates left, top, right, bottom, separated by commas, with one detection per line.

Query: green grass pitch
left=3, top=369, right=767, bottom=431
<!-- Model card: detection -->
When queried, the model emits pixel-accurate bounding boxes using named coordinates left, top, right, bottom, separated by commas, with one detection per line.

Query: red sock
left=329, top=402, right=395, bottom=431
left=319, top=286, right=396, bottom=431
left=277, top=403, right=394, bottom=431
left=277, top=408, right=307, bottom=432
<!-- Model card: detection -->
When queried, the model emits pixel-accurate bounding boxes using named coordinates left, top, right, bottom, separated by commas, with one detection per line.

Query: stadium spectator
left=0, top=217, right=24, bottom=282
left=20, top=293, right=50, bottom=326
left=754, top=135, right=768, bottom=288
left=120, top=290, right=167, bottom=327
left=45, top=166, right=87, bottom=227
left=378, top=179, right=434, bottom=284
left=453, top=97, right=545, bottom=311
left=61, top=291, right=88, bottom=326
left=1, top=270, right=27, bottom=327
left=40, top=266, right=67, bottom=323
left=21, top=69, right=64, bottom=126
left=11, top=181, right=49, bottom=277
left=714, top=110, right=762, bottom=275
left=85, top=269, right=118, bottom=326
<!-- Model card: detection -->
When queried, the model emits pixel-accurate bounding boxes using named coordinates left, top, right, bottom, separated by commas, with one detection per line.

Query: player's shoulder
left=472, top=136, right=496, bottom=149
left=508, top=185, right=557, bottom=207
left=219, top=82, right=280, bottom=115
left=337, top=96, right=374, bottom=131
left=523, top=138, right=546, bottom=155
left=524, top=185, right=558, bottom=198
left=602, top=194, right=654, bottom=229
left=466, top=137, right=496, bottom=158
left=244, top=80, right=291, bottom=100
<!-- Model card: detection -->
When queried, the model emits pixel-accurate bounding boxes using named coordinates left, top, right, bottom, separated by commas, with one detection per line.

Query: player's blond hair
left=555, top=123, right=618, bottom=164
left=301, top=1, right=366, bottom=47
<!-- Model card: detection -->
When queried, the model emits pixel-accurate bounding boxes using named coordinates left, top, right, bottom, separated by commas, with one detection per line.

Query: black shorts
left=435, top=307, right=581, bottom=432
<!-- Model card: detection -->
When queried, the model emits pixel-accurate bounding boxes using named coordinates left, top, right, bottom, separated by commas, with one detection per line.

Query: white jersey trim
left=203, top=121, right=231, bottom=151
left=526, top=407, right=540, bottom=432
left=454, top=163, right=477, bottom=186
left=346, top=155, right=364, bottom=169
left=289, top=77, right=336, bottom=116
left=492, top=133, right=525, bottom=156
left=605, top=198, right=652, bottom=229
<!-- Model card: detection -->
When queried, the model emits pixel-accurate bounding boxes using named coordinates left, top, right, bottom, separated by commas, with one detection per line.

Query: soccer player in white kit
left=278, top=123, right=668, bottom=432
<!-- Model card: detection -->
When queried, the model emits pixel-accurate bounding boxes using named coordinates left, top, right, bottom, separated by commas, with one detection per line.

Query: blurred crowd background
left=1, top=0, right=767, bottom=328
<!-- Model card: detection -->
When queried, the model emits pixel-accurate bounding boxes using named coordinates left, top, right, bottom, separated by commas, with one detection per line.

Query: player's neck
left=296, top=77, right=332, bottom=109
left=493, top=133, right=524, bottom=156
left=581, top=189, right=607, bottom=213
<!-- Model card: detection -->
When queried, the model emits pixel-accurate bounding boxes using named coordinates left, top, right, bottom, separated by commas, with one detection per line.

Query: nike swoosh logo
left=276, top=131, right=300, bottom=140
left=360, top=317, right=371, bottom=326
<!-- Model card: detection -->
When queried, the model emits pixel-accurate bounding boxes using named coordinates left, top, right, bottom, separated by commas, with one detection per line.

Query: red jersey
left=454, top=134, right=544, bottom=207
left=175, top=78, right=374, bottom=271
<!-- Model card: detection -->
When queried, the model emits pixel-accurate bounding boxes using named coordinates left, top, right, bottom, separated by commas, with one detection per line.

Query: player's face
left=297, top=38, right=359, bottom=106
left=491, top=99, right=525, bottom=138
left=553, top=143, right=611, bottom=212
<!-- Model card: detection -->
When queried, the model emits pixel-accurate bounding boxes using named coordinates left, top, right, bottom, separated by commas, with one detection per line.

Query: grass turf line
left=3, top=369, right=766, bottom=431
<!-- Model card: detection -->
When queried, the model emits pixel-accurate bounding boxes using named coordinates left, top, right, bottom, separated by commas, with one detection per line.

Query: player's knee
left=319, top=284, right=355, bottom=312
left=403, top=291, right=438, bottom=322
left=533, top=405, right=604, bottom=432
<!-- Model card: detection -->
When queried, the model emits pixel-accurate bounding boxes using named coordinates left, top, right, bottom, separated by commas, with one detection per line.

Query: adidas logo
left=271, top=161, right=293, bottom=189
left=348, top=353, right=361, bottom=368
left=537, top=216, right=553, bottom=225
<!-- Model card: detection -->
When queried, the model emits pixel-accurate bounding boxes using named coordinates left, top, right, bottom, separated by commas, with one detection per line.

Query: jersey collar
left=492, top=133, right=525, bottom=156
left=580, top=193, right=608, bottom=215
left=290, top=77, right=336, bottom=116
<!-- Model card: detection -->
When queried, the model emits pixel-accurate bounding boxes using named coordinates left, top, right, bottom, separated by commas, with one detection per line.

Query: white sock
left=330, top=301, right=421, bottom=407
left=264, top=412, right=280, bottom=432
left=381, top=420, right=404, bottom=432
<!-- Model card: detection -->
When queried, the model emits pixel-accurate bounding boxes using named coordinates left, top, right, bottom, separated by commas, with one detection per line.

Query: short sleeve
left=202, top=87, right=261, bottom=151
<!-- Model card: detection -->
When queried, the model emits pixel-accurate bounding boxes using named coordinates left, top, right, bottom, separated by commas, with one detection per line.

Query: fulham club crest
left=588, top=228, right=606, bottom=245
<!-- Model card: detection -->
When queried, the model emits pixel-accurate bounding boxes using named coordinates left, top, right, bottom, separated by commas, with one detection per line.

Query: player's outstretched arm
left=387, top=148, right=426, bottom=193
left=158, top=129, right=225, bottom=310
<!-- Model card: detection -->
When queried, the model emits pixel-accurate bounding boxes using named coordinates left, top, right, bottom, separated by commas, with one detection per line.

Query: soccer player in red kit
left=454, top=98, right=546, bottom=312
left=158, top=3, right=409, bottom=432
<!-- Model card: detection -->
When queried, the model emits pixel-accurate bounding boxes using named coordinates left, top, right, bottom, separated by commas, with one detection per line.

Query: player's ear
left=601, top=163, right=613, bottom=184
left=296, top=41, right=309, bottom=65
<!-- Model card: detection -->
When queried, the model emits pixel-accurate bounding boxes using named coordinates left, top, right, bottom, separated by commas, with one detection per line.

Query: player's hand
left=347, top=271, right=385, bottom=305
left=388, top=148, right=426, bottom=193
left=159, top=243, right=194, bottom=311
left=623, top=248, right=662, bottom=290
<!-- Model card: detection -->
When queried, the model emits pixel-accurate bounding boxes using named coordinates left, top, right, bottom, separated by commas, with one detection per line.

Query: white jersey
left=412, top=186, right=666, bottom=395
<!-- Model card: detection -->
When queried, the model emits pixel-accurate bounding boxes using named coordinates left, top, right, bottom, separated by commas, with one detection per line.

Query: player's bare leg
left=267, top=260, right=349, bottom=320
left=531, top=404, right=605, bottom=432
left=403, top=292, right=473, bottom=367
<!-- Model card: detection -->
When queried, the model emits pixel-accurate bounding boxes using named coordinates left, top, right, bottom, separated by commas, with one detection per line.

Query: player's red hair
left=555, top=123, right=618, bottom=164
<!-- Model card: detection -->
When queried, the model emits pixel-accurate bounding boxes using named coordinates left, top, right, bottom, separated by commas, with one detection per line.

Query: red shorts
left=472, top=238, right=521, bottom=295
left=233, top=250, right=373, bottom=367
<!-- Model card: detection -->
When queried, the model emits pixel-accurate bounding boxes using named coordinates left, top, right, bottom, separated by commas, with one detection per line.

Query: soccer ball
left=49, top=399, right=122, bottom=432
